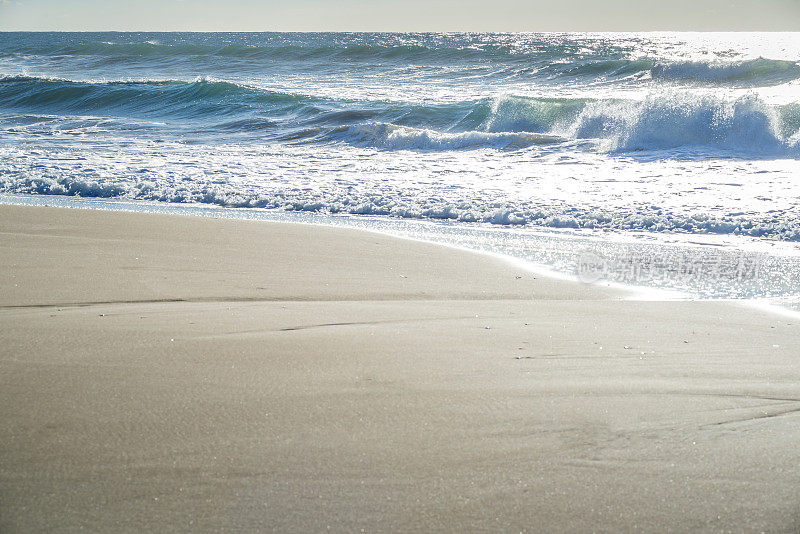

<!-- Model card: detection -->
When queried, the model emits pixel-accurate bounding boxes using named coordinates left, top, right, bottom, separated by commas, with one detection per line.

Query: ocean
left=1, top=32, right=799, bottom=308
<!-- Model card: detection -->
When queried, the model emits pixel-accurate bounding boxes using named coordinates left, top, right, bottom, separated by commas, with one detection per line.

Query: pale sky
left=0, top=0, right=798, bottom=31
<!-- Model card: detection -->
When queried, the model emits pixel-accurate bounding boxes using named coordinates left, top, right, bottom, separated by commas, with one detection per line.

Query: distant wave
left=0, top=75, right=314, bottom=122
left=651, top=58, right=800, bottom=84
left=4, top=39, right=800, bottom=85
left=1, top=75, right=798, bottom=156
left=0, top=41, right=553, bottom=66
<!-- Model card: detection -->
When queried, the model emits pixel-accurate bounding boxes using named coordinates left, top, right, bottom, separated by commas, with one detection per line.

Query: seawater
left=1, top=32, right=799, bottom=304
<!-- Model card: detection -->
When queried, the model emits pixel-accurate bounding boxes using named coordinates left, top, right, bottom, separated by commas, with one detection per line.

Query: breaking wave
left=1, top=75, right=798, bottom=156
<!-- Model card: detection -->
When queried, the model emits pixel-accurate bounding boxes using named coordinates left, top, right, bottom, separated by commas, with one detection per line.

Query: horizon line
left=1, top=29, right=798, bottom=33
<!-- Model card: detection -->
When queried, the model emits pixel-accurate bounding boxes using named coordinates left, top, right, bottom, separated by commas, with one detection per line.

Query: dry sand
left=1, top=204, right=799, bottom=532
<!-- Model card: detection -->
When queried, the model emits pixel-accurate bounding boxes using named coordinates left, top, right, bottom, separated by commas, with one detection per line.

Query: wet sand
left=1, top=204, right=798, bottom=532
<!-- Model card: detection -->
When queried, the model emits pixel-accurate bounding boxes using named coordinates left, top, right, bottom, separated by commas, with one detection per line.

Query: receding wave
left=5, top=169, right=799, bottom=240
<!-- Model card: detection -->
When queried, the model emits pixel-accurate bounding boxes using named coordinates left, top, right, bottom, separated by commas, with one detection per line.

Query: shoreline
left=3, top=192, right=799, bottom=317
left=2, top=203, right=800, bottom=531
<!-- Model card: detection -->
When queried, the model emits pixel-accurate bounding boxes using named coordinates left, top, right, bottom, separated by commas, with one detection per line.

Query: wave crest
left=1, top=75, right=798, bottom=157
left=330, top=122, right=564, bottom=151
left=568, top=93, right=798, bottom=155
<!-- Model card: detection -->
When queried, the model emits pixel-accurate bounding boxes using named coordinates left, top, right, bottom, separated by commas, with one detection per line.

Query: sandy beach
left=1, top=203, right=799, bottom=532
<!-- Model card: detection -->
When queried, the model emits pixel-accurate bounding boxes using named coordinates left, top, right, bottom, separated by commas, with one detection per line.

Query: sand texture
left=1, top=204, right=799, bottom=532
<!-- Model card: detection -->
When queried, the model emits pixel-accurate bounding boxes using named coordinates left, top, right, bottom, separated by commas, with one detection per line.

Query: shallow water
left=4, top=192, right=800, bottom=317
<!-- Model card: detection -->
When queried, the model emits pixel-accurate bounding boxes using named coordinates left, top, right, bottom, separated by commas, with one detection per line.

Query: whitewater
left=1, top=32, right=799, bottom=307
